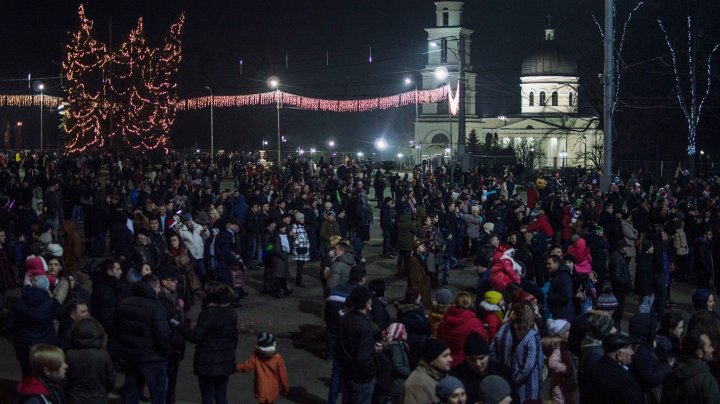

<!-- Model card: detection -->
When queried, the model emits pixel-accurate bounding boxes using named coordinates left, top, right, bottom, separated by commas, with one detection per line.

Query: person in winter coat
left=396, top=210, right=418, bottom=277
left=116, top=275, right=171, bottom=404
left=478, top=291, right=505, bottom=342
left=546, top=255, right=575, bottom=321
left=567, top=238, right=592, bottom=275
left=491, top=302, right=543, bottom=403
left=628, top=313, right=673, bottom=402
left=381, top=323, right=412, bottom=402
left=236, top=332, right=289, bottom=403
left=327, top=242, right=356, bottom=290
left=462, top=205, right=483, bottom=254
left=661, top=330, right=720, bottom=404
left=16, top=344, right=68, bottom=404
left=578, top=334, right=644, bottom=404
left=693, top=229, right=715, bottom=290
left=635, top=241, right=656, bottom=314
left=61, top=219, right=83, bottom=275
left=542, top=319, right=579, bottom=404
left=621, top=213, right=639, bottom=260
left=180, top=281, right=238, bottom=404
left=489, top=244, right=521, bottom=292
left=609, top=241, right=633, bottom=328
left=429, top=289, right=452, bottom=339
left=396, top=288, right=432, bottom=367
left=291, top=212, right=311, bottom=287
left=11, top=275, right=64, bottom=378
left=672, top=220, right=690, bottom=281
left=401, top=339, right=453, bottom=404
left=437, top=291, right=489, bottom=368
left=65, top=318, right=116, bottom=404
left=407, top=241, right=432, bottom=309
left=527, top=209, right=553, bottom=237
left=585, top=225, right=612, bottom=292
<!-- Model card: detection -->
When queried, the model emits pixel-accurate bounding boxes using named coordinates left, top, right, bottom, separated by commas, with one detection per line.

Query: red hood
left=17, top=376, right=49, bottom=396
left=442, top=307, right=477, bottom=327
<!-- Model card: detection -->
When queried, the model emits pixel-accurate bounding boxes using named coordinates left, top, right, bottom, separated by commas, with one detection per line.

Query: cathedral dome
left=521, top=29, right=577, bottom=76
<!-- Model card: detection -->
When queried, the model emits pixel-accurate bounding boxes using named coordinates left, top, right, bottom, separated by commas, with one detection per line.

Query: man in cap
left=402, top=339, right=452, bottom=404
left=568, top=288, right=619, bottom=357
left=578, top=334, right=643, bottom=404
left=450, top=332, right=518, bottom=404
left=156, top=267, right=186, bottom=404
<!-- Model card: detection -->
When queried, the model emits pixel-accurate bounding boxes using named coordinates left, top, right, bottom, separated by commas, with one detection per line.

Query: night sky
left=1, top=0, right=719, bottom=161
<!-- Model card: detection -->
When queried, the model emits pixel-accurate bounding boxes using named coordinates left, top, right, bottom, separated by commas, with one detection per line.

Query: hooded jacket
left=327, top=253, right=356, bottom=289
left=568, top=238, right=592, bottom=274
left=13, top=285, right=63, bottom=348
left=489, top=252, right=521, bottom=292
left=437, top=307, right=489, bottom=368
left=65, top=320, right=116, bottom=404
left=628, top=313, right=672, bottom=393
left=661, top=357, right=720, bottom=404
left=17, top=375, right=64, bottom=404
left=401, top=360, right=446, bottom=404
left=547, top=265, right=575, bottom=321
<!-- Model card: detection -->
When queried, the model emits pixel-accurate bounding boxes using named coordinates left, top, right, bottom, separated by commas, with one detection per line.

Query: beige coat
left=401, top=360, right=446, bottom=404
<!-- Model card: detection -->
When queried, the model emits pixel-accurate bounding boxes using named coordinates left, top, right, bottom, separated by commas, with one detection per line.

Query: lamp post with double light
left=267, top=76, right=281, bottom=164
left=37, top=83, right=44, bottom=151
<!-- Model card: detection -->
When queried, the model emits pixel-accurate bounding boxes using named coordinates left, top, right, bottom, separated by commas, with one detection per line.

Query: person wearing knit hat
left=402, top=339, right=452, bottom=403
left=479, top=375, right=512, bottom=404
left=236, top=331, right=290, bottom=403
left=46, top=243, right=64, bottom=257
left=549, top=319, right=571, bottom=337
left=429, top=289, right=453, bottom=338
left=595, top=287, right=619, bottom=313
left=479, top=291, right=504, bottom=340
left=435, top=376, right=466, bottom=403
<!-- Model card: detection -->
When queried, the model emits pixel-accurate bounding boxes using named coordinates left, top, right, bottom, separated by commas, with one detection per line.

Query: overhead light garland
left=178, top=84, right=451, bottom=112
left=0, top=95, right=63, bottom=108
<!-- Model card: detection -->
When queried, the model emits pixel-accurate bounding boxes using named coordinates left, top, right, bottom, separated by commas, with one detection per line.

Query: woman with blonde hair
left=17, top=344, right=68, bottom=403
left=437, top=291, right=489, bottom=368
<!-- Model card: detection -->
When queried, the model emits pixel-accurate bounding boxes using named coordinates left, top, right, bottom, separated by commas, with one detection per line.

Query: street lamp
left=328, top=140, right=335, bottom=149
left=375, top=138, right=388, bottom=161
left=37, top=83, right=44, bottom=151
left=404, top=77, right=419, bottom=126
left=498, top=115, right=508, bottom=127
left=267, top=76, right=281, bottom=163
left=204, top=86, right=214, bottom=166
left=357, top=152, right=363, bottom=159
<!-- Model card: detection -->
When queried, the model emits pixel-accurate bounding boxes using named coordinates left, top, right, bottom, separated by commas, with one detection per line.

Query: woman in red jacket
left=437, top=291, right=489, bottom=368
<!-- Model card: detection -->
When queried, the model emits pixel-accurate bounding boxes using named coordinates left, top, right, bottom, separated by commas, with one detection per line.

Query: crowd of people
left=0, top=150, right=719, bottom=404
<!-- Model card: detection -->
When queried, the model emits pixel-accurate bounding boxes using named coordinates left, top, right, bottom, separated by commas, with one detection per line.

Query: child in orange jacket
left=236, top=332, right=289, bottom=403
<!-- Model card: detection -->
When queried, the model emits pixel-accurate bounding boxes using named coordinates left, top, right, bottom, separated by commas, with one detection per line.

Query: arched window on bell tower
left=568, top=92, right=574, bottom=107
left=551, top=91, right=558, bottom=106
left=539, top=91, right=546, bottom=106
left=529, top=92, right=535, bottom=106
left=442, top=9, right=449, bottom=26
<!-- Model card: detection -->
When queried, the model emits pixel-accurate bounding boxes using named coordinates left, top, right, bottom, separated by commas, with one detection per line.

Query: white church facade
left=413, top=1, right=603, bottom=169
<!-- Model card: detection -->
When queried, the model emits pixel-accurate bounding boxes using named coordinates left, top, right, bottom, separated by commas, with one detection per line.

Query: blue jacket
left=231, top=195, right=249, bottom=224
left=13, top=286, right=63, bottom=348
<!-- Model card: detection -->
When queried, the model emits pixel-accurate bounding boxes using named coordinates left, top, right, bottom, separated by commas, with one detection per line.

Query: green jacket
left=661, top=357, right=720, bottom=404
left=397, top=213, right=418, bottom=252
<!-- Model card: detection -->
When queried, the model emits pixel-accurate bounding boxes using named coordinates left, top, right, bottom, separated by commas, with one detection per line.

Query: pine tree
left=62, top=5, right=109, bottom=154
left=466, top=129, right=479, bottom=155
left=111, top=18, right=156, bottom=151
left=146, top=13, right=185, bottom=154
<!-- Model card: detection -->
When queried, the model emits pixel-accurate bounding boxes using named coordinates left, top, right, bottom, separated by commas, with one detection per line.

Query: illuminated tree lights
left=62, top=4, right=110, bottom=154
left=61, top=5, right=184, bottom=154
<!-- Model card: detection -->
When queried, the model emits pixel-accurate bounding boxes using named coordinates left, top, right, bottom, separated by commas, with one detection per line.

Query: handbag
left=230, top=265, right=245, bottom=288
left=187, top=270, right=202, bottom=292
left=295, top=247, right=309, bottom=255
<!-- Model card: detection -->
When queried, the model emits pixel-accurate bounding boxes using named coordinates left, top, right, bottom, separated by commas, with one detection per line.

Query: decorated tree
left=62, top=5, right=110, bottom=154
left=146, top=13, right=185, bottom=154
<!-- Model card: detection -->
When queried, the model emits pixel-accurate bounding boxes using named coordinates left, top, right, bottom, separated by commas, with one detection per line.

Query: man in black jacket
left=157, top=267, right=186, bottom=404
left=546, top=255, right=575, bottom=321
left=337, top=286, right=378, bottom=404
left=89, top=259, right=123, bottom=364
left=117, top=275, right=171, bottom=404
left=450, top=332, right=519, bottom=404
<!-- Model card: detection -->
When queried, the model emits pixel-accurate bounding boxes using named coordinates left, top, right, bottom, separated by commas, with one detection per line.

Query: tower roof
left=521, top=29, right=577, bottom=76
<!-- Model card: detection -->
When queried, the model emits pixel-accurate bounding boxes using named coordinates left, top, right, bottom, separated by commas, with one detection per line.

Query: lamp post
left=559, top=150, right=568, bottom=170
left=375, top=138, right=387, bottom=162
left=435, top=67, right=454, bottom=179
left=38, top=83, right=44, bottom=151
left=404, top=77, right=419, bottom=126
left=267, top=76, right=281, bottom=164
left=204, top=86, right=214, bottom=166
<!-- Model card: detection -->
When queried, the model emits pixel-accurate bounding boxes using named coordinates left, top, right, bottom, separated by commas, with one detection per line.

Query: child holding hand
left=236, top=332, right=289, bottom=403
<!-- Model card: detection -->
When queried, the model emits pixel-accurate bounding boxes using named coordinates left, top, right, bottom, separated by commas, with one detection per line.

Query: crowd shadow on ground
left=288, top=323, right=326, bottom=359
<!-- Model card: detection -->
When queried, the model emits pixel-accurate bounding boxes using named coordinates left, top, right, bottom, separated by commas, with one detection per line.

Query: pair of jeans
left=382, top=227, right=393, bottom=255
left=194, top=258, right=207, bottom=282
left=340, top=376, right=375, bottom=404
left=198, top=375, right=229, bottom=404
left=246, top=235, right=260, bottom=265
left=124, top=360, right=168, bottom=404
left=327, top=358, right=341, bottom=404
